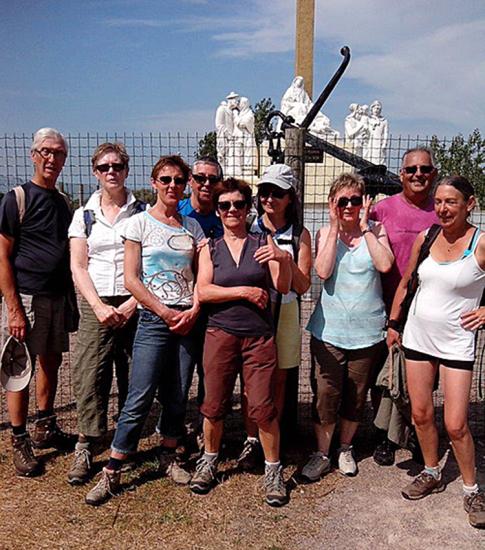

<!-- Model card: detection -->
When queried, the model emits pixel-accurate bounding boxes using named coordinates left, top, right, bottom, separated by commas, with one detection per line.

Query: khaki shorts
left=1, top=294, right=69, bottom=357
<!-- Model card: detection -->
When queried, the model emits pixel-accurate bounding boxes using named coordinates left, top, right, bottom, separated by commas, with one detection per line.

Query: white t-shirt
left=68, top=189, right=140, bottom=296
left=123, top=211, right=204, bottom=307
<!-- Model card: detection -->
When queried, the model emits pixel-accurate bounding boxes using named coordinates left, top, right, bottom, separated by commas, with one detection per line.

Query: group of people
left=1, top=128, right=484, bottom=527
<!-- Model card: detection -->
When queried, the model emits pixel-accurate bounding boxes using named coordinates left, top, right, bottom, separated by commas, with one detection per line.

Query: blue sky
left=1, top=0, right=484, bottom=138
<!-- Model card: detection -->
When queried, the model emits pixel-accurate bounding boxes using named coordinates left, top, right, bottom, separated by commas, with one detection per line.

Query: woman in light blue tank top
left=302, top=173, right=394, bottom=482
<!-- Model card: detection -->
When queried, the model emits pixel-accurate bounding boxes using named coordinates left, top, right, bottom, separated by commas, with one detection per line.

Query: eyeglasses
left=336, top=195, right=363, bottom=208
left=35, top=148, right=67, bottom=160
left=192, top=174, right=220, bottom=185
left=95, top=163, right=126, bottom=173
left=156, top=176, right=187, bottom=186
left=258, top=186, right=288, bottom=199
left=402, top=165, right=434, bottom=175
left=217, top=200, right=247, bottom=212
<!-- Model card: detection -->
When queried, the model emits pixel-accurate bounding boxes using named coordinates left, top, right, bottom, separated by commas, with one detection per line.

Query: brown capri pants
left=201, top=327, right=277, bottom=425
left=310, top=336, right=386, bottom=425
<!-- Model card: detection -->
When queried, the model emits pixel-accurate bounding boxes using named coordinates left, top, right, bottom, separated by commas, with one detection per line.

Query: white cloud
left=178, top=0, right=485, bottom=134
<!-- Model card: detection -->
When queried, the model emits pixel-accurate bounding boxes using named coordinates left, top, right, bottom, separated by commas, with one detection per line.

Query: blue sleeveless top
left=307, top=230, right=386, bottom=349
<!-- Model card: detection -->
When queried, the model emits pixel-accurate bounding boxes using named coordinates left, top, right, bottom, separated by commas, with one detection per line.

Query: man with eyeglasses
left=178, top=156, right=223, bottom=239
left=369, top=146, right=439, bottom=466
left=0, top=127, right=74, bottom=476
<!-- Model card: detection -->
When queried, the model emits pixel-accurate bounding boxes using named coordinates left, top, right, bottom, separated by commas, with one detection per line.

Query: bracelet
left=386, top=319, right=400, bottom=331
left=362, top=227, right=372, bottom=235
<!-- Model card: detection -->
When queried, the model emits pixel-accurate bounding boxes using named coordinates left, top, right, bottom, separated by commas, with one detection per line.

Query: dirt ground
left=1, top=422, right=485, bottom=550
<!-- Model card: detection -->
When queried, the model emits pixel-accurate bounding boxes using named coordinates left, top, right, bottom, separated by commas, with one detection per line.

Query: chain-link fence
left=0, top=132, right=483, bottom=439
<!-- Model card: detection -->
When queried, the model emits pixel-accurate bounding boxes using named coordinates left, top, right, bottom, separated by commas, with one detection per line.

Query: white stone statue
left=363, top=100, right=389, bottom=165
left=215, top=92, right=240, bottom=175
left=280, top=75, right=340, bottom=139
left=233, top=97, right=256, bottom=176
left=344, top=103, right=369, bottom=157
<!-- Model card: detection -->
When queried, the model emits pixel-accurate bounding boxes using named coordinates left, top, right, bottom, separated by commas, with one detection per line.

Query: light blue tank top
left=307, top=230, right=386, bottom=349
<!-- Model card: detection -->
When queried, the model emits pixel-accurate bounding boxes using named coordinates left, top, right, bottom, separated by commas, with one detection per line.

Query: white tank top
left=403, top=230, right=485, bottom=361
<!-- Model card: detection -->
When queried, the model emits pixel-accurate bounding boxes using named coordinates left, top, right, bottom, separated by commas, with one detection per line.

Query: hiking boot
left=159, top=450, right=191, bottom=485
left=401, top=471, right=445, bottom=500
left=338, top=446, right=357, bottom=476
left=237, top=438, right=262, bottom=471
left=373, top=439, right=396, bottom=466
left=464, top=490, right=485, bottom=529
left=67, top=443, right=92, bottom=485
left=189, top=456, right=217, bottom=495
left=264, top=465, right=288, bottom=507
left=301, top=452, right=331, bottom=482
left=31, top=415, right=75, bottom=451
left=11, top=433, right=41, bottom=477
left=85, top=468, right=120, bottom=506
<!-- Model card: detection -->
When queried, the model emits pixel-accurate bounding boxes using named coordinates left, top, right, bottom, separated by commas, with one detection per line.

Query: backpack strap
left=83, top=209, right=96, bottom=238
left=13, top=186, right=26, bottom=224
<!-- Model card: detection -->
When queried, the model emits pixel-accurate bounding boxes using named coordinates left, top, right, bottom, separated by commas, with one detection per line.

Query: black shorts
left=402, top=346, right=474, bottom=371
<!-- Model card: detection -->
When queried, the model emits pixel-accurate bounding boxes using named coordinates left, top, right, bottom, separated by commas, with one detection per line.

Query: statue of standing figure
left=364, top=100, right=389, bottom=165
left=215, top=91, right=256, bottom=176
left=233, top=97, right=256, bottom=176
left=279, top=76, right=340, bottom=139
left=344, top=100, right=389, bottom=165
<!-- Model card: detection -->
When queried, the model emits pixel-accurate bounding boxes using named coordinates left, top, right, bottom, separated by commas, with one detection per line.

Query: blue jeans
left=111, top=309, right=196, bottom=455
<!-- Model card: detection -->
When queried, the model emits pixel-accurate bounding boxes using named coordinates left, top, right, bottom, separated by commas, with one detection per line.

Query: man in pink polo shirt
left=370, top=146, right=438, bottom=465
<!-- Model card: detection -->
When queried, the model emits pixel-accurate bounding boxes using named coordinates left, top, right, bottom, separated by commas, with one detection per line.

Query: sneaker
left=85, top=468, right=120, bottom=506
left=264, top=465, right=288, bottom=507
left=159, top=450, right=191, bottom=485
left=338, top=446, right=357, bottom=476
left=401, top=471, right=445, bottom=500
left=373, top=439, right=396, bottom=466
left=31, top=415, right=75, bottom=451
left=11, top=433, right=41, bottom=477
left=464, top=490, right=485, bottom=529
left=237, top=438, right=262, bottom=471
left=301, top=452, right=331, bottom=482
left=189, top=456, right=217, bottom=495
left=67, top=443, right=92, bottom=485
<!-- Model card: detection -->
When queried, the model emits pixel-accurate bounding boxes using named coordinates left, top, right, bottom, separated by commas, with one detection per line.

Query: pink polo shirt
left=370, top=193, right=438, bottom=312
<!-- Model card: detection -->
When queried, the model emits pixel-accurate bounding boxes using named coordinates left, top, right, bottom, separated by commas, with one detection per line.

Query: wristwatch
left=362, top=227, right=372, bottom=235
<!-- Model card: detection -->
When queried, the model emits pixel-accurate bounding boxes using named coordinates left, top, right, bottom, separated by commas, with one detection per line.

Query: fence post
left=282, top=127, right=306, bottom=441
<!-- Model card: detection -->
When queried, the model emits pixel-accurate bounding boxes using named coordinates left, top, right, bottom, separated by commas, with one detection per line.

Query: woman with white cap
left=238, top=164, right=312, bottom=470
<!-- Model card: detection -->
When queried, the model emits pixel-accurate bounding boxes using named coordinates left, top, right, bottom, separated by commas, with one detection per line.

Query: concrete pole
left=295, top=0, right=315, bottom=99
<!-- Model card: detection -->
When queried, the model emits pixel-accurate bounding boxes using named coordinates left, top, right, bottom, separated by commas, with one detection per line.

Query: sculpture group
left=215, top=92, right=256, bottom=177
left=344, top=100, right=389, bottom=165
left=214, top=78, right=390, bottom=172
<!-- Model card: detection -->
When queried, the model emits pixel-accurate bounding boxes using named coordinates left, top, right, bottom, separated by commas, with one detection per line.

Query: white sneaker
left=337, top=446, right=357, bottom=476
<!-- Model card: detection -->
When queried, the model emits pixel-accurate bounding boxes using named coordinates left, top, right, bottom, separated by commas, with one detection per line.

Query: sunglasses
left=192, top=174, right=220, bottom=185
left=403, top=165, right=434, bottom=175
left=156, top=176, right=186, bottom=186
left=258, top=186, right=288, bottom=199
left=337, top=195, right=363, bottom=208
left=217, top=200, right=247, bottom=212
left=95, top=163, right=126, bottom=173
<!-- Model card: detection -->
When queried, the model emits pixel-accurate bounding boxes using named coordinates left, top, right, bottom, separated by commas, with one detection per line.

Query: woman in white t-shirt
left=85, top=155, right=204, bottom=506
left=388, top=176, right=485, bottom=529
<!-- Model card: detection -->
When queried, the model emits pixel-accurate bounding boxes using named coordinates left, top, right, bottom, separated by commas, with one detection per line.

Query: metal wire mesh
left=0, top=132, right=483, bottom=439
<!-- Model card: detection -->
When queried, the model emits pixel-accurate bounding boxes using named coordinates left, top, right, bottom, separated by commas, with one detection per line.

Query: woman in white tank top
left=387, top=176, right=485, bottom=529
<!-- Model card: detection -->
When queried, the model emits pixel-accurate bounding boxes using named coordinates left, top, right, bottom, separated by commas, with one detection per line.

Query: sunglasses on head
left=337, top=195, right=363, bottom=208
left=217, top=200, right=247, bottom=212
left=258, top=185, right=288, bottom=199
left=156, top=176, right=186, bottom=186
left=403, top=165, right=434, bottom=175
left=95, top=163, right=126, bottom=173
left=192, top=174, right=220, bottom=185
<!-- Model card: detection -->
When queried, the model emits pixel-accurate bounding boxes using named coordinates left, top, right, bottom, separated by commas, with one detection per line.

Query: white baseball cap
left=0, top=336, right=32, bottom=392
left=258, top=164, right=296, bottom=190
